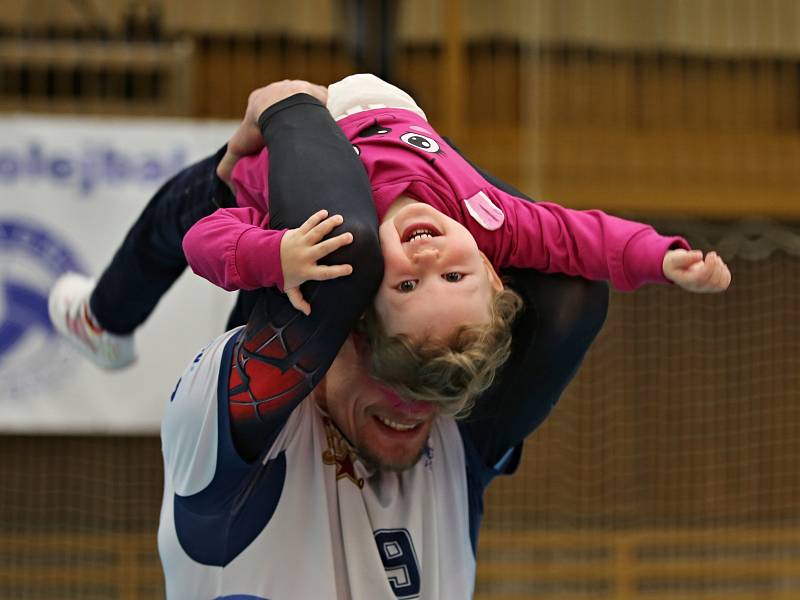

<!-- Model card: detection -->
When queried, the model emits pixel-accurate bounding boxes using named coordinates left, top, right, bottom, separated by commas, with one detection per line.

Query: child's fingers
left=689, top=256, right=716, bottom=286
left=710, top=260, right=731, bottom=291
left=298, top=210, right=330, bottom=234
left=705, top=254, right=730, bottom=290
left=668, top=249, right=704, bottom=270
left=309, top=263, right=353, bottom=282
left=311, top=232, right=353, bottom=259
left=721, top=259, right=732, bottom=288
left=286, top=287, right=311, bottom=316
left=690, top=256, right=730, bottom=292
left=306, top=214, right=344, bottom=241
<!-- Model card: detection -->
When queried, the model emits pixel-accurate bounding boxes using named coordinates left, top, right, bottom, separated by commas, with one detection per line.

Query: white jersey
left=158, top=329, right=483, bottom=600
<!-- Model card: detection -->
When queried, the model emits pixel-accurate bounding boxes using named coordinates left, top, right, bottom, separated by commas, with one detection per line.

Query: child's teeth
left=409, top=230, right=433, bottom=241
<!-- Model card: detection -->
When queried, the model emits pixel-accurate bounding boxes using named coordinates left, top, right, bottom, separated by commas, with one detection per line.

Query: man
left=157, top=83, right=608, bottom=599
left=159, top=281, right=606, bottom=600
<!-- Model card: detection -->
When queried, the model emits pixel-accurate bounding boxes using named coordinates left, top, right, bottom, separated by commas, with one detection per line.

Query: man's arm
left=224, top=88, right=383, bottom=462
left=444, top=139, right=610, bottom=476
left=459, top=269, right=609, bottom=476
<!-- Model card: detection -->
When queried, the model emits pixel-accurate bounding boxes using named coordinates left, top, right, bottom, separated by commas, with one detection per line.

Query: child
left=182, top=74, right=730, bottom=412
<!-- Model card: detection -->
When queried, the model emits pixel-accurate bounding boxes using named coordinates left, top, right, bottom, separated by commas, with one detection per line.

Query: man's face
left=315, top=336, right=437, bottom=472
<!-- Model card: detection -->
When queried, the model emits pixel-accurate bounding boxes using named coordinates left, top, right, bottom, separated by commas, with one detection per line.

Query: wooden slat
left=632, top=560, right=800, bottom=578
left=441, top=0, right=465, bottom=142
left=0, top=532, right=162, bottom=599
left=1, top=529, right=799, bottom=599
left=624, top=594, right=800, bottom=600
left=0, top=40, right=194, bottom=69
left=476, top=528, right=800, bottom=600
left=478, top=562, right=617, bottom=580
left=455, top=124, right=800, bottom=218
left=480, top=527, right=800, bottom=547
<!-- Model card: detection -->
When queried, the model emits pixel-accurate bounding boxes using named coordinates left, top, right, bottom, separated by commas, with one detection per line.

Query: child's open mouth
left=401, top=222, right=442, bottom=243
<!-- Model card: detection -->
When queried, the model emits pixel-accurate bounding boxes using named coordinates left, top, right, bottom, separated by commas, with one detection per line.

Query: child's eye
left=397, top=280, right=417, bottom=292
left=442, top=272, right=463, bottom=282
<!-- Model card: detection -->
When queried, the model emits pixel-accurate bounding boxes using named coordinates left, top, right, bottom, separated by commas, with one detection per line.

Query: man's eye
left=396, top=280, right=417, bottom=292
left=442, top=272, right=463, bottom=282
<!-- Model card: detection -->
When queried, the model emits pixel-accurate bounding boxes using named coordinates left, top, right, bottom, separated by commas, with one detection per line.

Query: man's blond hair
left=359, top=287, right=523, bottom=417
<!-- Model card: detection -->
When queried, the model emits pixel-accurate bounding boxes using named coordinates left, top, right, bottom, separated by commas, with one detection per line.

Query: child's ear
left=479, top=252, right=504, bottom=293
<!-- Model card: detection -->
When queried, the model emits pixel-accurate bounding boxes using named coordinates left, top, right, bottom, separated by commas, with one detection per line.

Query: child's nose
left=411, top=248, right=440, bottom=265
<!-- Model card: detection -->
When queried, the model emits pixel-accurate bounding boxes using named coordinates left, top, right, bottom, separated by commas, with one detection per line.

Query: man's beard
left=355, top=440, right=427, bottom=473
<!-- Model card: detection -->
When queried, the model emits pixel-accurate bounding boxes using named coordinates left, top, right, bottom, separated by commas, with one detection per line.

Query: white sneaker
left=48, top=273, right=137, bottom=370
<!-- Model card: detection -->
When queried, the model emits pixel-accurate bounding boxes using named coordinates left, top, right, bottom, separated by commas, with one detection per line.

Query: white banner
left=0, top=115, right=239, bottom=433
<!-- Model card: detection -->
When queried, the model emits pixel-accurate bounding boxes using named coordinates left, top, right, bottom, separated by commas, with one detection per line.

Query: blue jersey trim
left=458, top=423, right=522, bottom=556
left=174, top=333, right=287, bottom=567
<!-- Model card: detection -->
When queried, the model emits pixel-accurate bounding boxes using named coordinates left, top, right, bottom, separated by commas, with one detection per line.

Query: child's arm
left=479, top=190, right=730, bottom=292
left=183, top=206, right=280, bottom=292
left=183, top=206, right=352, bottom=310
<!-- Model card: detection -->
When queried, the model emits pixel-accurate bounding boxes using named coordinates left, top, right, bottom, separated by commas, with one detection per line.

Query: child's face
left=375, top=202, right=503, bottom=341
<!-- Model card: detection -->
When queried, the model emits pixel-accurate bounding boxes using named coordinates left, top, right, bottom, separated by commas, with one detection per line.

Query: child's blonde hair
left=359, top=287, right=523, bottom=417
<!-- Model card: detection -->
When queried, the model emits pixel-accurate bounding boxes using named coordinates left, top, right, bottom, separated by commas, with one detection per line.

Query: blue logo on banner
left=0, top=143, right=186, bottom=197
left=0, top=219, right=86, bottom=400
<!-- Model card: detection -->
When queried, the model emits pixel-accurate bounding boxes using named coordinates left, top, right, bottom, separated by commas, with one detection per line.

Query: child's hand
left=281, top=210, right=353, bottom=315
left=663, top=249, right=731, bottom=293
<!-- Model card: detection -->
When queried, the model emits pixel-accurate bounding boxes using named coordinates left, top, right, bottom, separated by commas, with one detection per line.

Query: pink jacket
left=183, top=108, right=688, bottom=292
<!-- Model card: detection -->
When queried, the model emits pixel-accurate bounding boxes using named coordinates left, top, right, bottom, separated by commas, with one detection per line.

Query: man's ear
left=480, top=252, right=504, bottom=292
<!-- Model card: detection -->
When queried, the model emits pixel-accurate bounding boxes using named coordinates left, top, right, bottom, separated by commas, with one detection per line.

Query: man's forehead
left=327, top=334, right=375, bottom=384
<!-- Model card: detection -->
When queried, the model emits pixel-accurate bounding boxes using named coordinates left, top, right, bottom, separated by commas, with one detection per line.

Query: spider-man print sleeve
left=226, top=94, right=383, bottom=462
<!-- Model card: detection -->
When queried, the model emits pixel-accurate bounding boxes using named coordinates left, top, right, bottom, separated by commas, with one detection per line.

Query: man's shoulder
left=171, top=328, right=240, bottom=396
left=161, top=328, right=243, bottom=497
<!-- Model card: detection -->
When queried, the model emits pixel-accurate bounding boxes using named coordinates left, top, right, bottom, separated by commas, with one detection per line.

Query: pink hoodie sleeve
left=230, top=150, right=270, bottom=212
left=476, top=189, right=689, bottom=291
left=183, top=207, right=288, bottom=291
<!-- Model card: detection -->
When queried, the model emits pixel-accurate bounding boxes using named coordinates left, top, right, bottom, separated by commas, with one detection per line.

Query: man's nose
left=411, top=248, right=440, bottom=265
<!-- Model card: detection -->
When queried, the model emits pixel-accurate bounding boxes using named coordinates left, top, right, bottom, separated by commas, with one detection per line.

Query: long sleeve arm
left=229, top=94, right=383, bottom=461
left=183, top=207, right=287, bottom=291
left=478, top=189, right=689, bottom=292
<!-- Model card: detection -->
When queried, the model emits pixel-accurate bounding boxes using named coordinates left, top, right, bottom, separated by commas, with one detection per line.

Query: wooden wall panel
left=2, top=5, right=800, bottom=215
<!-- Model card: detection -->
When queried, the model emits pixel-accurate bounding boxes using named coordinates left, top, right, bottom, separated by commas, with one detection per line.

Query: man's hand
left=281, top=210, right=353, bottom=315
left=663, top=249, right=732, bottom=293
left=217, top=80, right=328, bottom=188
